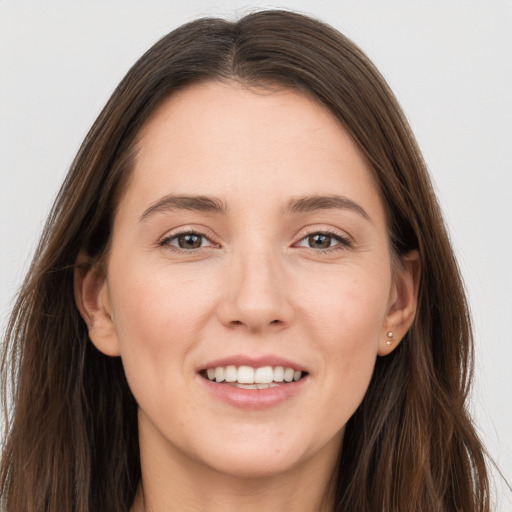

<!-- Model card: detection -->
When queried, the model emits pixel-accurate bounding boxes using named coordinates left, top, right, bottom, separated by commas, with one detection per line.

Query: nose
left=217, top=247, right=294, bottom=333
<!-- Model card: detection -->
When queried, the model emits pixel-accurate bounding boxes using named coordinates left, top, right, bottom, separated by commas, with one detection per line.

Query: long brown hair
left=1, top=10, right=490, bottom=511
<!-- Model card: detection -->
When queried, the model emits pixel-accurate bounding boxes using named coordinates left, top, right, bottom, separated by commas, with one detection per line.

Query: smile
left=202, top=365, right=305, bottom=389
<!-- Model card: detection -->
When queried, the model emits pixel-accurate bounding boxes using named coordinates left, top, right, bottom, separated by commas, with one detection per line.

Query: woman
left=0, top=10, right=490, bottom=512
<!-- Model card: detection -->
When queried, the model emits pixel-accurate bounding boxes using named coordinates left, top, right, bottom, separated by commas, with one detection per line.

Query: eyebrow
left=139, top=194, right=228, bottom=222
left=283, top=194, right=371, bottom=221
left=139, top=193, right=370, bottom=222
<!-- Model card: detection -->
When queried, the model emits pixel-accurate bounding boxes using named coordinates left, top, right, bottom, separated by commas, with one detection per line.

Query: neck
left=132, top=467, right=336, bottom=512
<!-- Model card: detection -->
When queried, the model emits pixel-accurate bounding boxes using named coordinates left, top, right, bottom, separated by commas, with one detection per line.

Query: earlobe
left=378, top=250, right=421, bottom=356
left=74, top=252, right=121, bottom=357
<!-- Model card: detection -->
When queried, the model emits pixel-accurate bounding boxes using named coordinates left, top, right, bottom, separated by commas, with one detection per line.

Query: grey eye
left=296, top=231, right=351, bottom=251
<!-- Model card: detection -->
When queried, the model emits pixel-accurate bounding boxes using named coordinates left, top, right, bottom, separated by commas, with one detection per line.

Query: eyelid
left=293, top=227, right=352, bottom=250
left=158, top=226, right=220, bottom=250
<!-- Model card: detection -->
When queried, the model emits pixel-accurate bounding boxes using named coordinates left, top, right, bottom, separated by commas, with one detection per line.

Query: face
left=80, top=81, right=416, bottom=481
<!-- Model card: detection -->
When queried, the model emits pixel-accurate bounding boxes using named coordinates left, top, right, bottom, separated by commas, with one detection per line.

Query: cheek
left=297, top=262, right=391, bottom=346
left=107, top=263, right=218, bottom=392
left=111, top=260, right=216, bottom=335
left=294, top=265, right=390, bottom=417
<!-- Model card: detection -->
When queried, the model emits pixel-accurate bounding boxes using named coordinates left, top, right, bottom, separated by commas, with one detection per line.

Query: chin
left=189, top=426, right=341, bottom=481
left=201, top=444, right=308, bottom=479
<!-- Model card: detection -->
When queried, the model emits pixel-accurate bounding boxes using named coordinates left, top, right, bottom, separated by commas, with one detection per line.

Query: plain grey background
left=1, top=1, right=511, bottom=509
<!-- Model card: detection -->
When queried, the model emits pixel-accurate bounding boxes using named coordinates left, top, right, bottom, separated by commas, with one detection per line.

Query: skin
left=76, top=81, right=419, bottom=512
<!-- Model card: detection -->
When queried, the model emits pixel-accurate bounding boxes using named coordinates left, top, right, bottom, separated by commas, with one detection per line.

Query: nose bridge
left=219, top=236, right=292, bottom=331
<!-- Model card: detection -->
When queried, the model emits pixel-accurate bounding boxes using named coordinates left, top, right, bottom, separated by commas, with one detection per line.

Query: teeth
left=283, top=368, right=294, bottom=382
left=237, top=366, right=255, bottom=384
left=225, top=365, right=237, bottom=382
left=215, top=367, right=225, bottom=383
left=205, top=365, right=304, bottom=385
left=254, top=366, right=273, bottom=384
left=274, top=366, right=284, bottom=382
left=256, top=383, right=279, bottom=389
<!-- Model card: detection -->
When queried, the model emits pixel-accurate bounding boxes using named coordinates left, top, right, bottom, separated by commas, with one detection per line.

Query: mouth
left=200, top=365, right=308, bottom=389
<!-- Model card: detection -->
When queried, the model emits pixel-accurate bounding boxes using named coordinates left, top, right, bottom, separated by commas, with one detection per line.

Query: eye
left=160, top=231, right=215, bottom=250
left=296, top=231, right=350, bottom=250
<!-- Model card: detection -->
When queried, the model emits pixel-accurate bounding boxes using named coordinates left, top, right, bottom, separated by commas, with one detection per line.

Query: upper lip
left=200, top=354, right=307, bottom=372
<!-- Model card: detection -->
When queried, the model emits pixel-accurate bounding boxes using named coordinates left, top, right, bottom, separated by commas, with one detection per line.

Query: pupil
left=309, top=234, right=331, bottom=249
left=178, top=234, right=201, bottom=249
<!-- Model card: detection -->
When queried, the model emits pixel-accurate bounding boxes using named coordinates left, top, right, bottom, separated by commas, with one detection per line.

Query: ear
left=74, top=251, right=121, bottom=356
left=378, top=250, right=421, bottom=356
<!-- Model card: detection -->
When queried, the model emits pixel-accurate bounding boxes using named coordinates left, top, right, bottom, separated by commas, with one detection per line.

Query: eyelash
left=158, top=229, right=352, bottom=253
left=295, top=230, right=352, bottom=253
left=159, top=229, right=216, bottom=251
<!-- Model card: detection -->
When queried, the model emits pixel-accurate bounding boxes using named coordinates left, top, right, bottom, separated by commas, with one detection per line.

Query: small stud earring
left=386, top=331, right=394, bottom=346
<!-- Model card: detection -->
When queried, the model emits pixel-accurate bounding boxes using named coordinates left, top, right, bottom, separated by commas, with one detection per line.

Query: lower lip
left=199, top=375, right=308, bottom=410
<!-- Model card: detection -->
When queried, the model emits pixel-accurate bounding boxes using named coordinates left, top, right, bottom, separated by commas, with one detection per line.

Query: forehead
left=136, top=81, right=358, bottom=165
left=119, top=81, right=385, bottom=225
